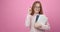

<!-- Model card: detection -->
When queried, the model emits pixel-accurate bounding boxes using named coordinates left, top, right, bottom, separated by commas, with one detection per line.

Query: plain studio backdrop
left=0, top=0, right=60, bottom=32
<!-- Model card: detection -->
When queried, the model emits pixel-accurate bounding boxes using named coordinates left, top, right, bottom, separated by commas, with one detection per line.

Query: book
left=37, top=15, right=48, bottom=25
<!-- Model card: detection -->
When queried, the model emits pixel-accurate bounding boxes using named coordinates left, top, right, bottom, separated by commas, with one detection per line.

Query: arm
left=40, top=22, right=50, bottom=30
left=25, top=14, right=31, bottom=28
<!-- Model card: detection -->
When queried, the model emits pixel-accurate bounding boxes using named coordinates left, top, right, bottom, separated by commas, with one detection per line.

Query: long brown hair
left=30, top=1, right=43, bottom=15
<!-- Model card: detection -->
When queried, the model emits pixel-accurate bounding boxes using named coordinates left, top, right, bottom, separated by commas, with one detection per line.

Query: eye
left=35, top=7, right=40, bottom=8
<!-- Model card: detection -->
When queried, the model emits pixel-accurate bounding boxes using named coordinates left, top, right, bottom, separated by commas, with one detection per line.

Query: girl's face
left=34, top=3, right=40, bottom=14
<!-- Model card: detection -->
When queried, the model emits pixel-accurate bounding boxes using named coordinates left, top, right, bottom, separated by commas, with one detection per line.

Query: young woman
left=25, top=1, right=50, bottom=32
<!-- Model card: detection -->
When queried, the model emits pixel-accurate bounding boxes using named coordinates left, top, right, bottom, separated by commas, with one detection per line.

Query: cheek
left=34, top=8, right=40, bottom=12
left=34, top=8, right=36, bottom=11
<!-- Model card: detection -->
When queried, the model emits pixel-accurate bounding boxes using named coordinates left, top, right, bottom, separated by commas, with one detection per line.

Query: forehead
left=35, top=3, right=40, bottom=6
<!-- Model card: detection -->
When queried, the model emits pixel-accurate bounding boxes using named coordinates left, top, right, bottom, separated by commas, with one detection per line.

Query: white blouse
left=25, top=14, right=50, bottom=32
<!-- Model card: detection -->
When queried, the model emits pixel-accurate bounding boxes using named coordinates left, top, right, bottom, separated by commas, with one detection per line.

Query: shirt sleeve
left=25, top=14, right=31, bottom=28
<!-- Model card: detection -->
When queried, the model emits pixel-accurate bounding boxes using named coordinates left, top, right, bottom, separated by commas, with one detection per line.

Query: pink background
left=0, top=0, right=60, bottom=32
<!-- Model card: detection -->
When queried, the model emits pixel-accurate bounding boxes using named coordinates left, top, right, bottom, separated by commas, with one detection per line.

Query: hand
left=34, top=22, right=42, bottom=29
left=28, top=8, right=32, bottom=14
